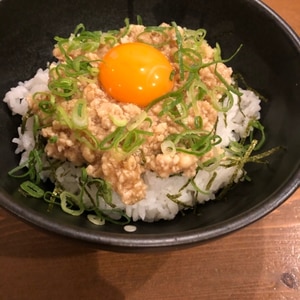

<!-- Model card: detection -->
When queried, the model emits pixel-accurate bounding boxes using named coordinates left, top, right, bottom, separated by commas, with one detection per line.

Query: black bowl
left=0, top=0, right=299, bottom=250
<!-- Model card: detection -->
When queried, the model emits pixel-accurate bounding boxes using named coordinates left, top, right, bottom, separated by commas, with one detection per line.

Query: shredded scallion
left=20, top=181, right=45, bottom=198
left=60, top=191, right=84, bottom=216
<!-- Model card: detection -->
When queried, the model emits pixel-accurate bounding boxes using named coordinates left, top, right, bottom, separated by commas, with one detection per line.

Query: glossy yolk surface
left=98, top=42, right=174, bottom=107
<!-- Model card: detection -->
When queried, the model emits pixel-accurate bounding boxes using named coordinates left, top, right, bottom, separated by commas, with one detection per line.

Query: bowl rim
left=1, top=167, right=299, bottom=249
left=0, top=0, right=299, bottom=249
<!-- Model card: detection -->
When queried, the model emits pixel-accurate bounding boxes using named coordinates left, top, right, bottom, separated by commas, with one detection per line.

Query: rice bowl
left=3, top=22, right=266, bottom=224
left=0, top=0, right=299, bottom=249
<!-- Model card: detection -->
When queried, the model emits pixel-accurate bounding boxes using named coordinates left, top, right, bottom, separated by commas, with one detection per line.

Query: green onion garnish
left=20, top=181, right=45, bottom=198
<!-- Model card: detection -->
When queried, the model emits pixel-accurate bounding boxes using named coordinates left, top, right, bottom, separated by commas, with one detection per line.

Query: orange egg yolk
left=98, top=42, right=174, bottom=107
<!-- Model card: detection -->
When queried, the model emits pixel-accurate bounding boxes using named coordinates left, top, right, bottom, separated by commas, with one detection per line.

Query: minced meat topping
left=28, top=23, right=233, bottom=205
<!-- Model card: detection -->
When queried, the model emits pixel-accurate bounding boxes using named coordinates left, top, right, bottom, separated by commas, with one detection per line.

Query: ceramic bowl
left=0, top=0, right=299, bottom=250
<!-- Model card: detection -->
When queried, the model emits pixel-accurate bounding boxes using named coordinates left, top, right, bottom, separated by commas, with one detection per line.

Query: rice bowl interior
left=0, top=0, right=299, bottom=249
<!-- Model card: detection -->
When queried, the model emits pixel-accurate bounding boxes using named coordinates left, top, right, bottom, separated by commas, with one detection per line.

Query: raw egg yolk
left=98, top=42, right=174, bottom=107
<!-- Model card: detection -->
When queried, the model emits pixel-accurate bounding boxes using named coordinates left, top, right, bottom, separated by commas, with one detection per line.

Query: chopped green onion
left=248, top=120, right=266, bottom=150
left=137, top=26, right=170, bottom=47
left=166, top=130, right=221, bottom=157
left=72, top=99, right=88, bottom=129
left=210, top=87, right=234, bottom=113
left=98, top=126, right=126, bottom=151
left=214, top=65, right=243, bottom=97
left=183, top=28, right=207, bottom=48
left=194, top=116, right=203, bottom=129
left=175, top=48, right=203, bottom=72
left=60, top=191, right=84, bottom=216
left=189, top=177, right=210, bottom=195
left=98, top=113, right=153, bottom=155
left=48, top=77, right=77, bottom=98
left=74, top=130, right=100, bottom=150
left=136, top=15, right=143, bottom=25
left=87, top=214, right=105, bottom=225
left=126, top=111, right=149, bottom=131
left=20, top=181, right=45, bottom=198
left=109, top=115, right=128, bottom=127
left=49, top=136, right=58, bottom=143
left=124, top=225, right=137, bottom=232
left=119, top=18, right=131, bottom=38
left=161, top=140, right=176, bottom=157
left=8, top=160, right=32, bottom=179
left=56, top=106, right=73, bottom=128
left=79, top=169, right=114, bottom=208
left=100, top=33, right=118, bottom=47
left=172, top=22, right=185, bottom=80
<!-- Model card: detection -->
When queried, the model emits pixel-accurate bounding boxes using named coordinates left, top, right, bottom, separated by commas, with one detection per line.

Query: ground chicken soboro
left=29, top=23, right=233, bottom=205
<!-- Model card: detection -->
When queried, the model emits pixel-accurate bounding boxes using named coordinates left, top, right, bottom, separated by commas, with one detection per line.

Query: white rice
left=3, top=68, right=261, bottom=222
